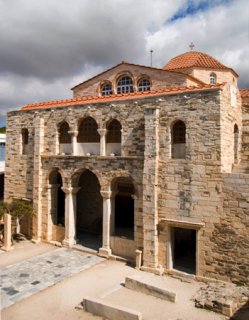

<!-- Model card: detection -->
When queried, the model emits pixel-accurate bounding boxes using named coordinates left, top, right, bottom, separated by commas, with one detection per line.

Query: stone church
left=4, top=50, right=249, bottom=285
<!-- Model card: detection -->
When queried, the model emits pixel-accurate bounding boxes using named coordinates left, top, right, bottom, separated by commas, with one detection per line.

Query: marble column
left=3, top=213, right=12, bottom=251
left=99, top=190, right=112, bottom=257
left=97, top=129, right=107, bottom=156
left=46, top=183, right=59, bottom=242
left=69, top=130, right=78, bottom=156
left=62, top=186, right=80, bottom=247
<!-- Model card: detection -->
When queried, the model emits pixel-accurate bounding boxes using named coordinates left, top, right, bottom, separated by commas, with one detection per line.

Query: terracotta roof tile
left=240, top=89, right=249, bottom=98
left=163, top=51, right=237, bottom=76
left=21, top=83, right=224, bottom=111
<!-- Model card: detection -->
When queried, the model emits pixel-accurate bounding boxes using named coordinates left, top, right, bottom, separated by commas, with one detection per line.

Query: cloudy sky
left=0, top=0, right=248, bottom=125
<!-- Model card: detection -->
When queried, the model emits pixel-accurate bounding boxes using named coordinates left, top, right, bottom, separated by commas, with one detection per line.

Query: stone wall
left=4, top=83, right=249, bottom=284
left=241, top=105, right=249, bottom=162
left=207, top=173, right=249, bottom=285
left=72, top=63, right=198, bottom=97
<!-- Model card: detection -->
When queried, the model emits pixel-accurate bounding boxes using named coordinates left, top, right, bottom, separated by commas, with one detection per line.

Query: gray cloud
left=0, top=0, right=248, bottom=117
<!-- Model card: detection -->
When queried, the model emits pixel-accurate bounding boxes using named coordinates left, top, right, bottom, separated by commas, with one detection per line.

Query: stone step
left=125, top=274, right=177, bottom=303
left=83, top=296, right=142, bottom=320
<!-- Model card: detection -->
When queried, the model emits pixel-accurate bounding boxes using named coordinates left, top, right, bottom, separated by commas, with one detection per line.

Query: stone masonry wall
left=72, top=63, right=197, bottom=98
left=208, top=173, right=249, bottom=285
left=220, top=84, right=242, bottom=172
left=241, top=105, right=249, bottom=162
left=5, top=83, right=249, bottom=284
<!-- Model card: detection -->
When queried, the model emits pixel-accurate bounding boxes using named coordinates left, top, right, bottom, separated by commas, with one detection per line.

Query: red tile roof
left=240, top=89, right=249, bottom=98
left=164, top=51, right=238, bottom=76
left=21, top=83, right=224, bottom=111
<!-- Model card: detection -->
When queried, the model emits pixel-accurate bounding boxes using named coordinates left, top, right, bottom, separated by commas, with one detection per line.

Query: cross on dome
left=189, top=42, right=195, bottom=51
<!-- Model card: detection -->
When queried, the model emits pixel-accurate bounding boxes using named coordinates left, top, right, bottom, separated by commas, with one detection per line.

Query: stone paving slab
left=0, top=248, right=104, bottom=310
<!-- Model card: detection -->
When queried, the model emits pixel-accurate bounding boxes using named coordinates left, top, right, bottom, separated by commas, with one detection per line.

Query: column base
left=140, top=265, right=164, bottom=275
left=1, top=245, right=14, bottom=252
left=98, top=247, right=112, bottom=257
left=62, top=238, right=76, bottom=248
left=31, top=238, right=41, bottom=244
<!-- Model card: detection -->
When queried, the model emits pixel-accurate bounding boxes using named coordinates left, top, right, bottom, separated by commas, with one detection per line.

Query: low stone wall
left=110, top=236, right=136, bottom=259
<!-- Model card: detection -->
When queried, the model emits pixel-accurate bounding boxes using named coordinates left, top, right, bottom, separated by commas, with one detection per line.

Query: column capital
left=97, top=129, right=107, bottom=136
left=47, top=183, right=60, bottom=190
left=68, top=130, right=78, bottom=137
left=61, top=186, right=80, bottom=195
left=100, top=190, right=112, bottom=199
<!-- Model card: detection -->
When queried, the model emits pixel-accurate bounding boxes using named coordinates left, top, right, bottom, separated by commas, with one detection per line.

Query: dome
left=163, top=51, right=230, bottom=71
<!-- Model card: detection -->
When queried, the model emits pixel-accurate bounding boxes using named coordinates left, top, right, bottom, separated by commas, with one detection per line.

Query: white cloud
left=145, top=0, right=249, bottom=87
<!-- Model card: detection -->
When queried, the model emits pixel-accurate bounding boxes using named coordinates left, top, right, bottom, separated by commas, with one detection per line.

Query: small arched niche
left=58, top=121, right=72, bottom=155
left=77, top=117, right=100, bottom=155
left=234, top=124, right=239, bottom=163
left=171, top=120, right=186, bottom=159
left=106, top=119, right=122, bottom=156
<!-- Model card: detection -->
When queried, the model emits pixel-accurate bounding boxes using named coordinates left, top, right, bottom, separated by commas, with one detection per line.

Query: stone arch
left=77, top=116, right=100, bottom=143
left=210, top=72, right=217, bottom=84
left=99, top=80, right=113, bottom=96
left=48, top=168, right=65, bottom=234
left=171, top=119, right=186, bottom=159
left=114, top=71, right=135, bottom=94
left=136, top=75, right=151, bottom=91
left=74, top=169, right=103, bottom=246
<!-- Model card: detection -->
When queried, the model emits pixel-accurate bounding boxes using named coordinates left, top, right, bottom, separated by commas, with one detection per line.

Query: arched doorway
left=48, top=170, right=65, bottom=242
left=111, top=177, right=135, bottom=258
left=76, top=170, right=102, bottom=249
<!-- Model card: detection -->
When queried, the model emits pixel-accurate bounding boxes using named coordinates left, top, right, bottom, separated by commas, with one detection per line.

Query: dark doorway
left=114, top=182, right=134, bottom=239
left=76, top=170, right=102, bottom=249
left=172, top=227, right=196, bottom=274
left=56, top=174, right=65, bottom=226
left=49, top=170, right=65, bottom=226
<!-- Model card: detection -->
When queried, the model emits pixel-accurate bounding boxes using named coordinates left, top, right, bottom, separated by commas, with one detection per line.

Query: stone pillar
left=54, top=130, right=59, bottom=155
left=46, top=184, right=59, bottom=241
left=69, top=130, right=78, bottom=156
left=62, top=186, right=80, bottom=247
left=120, top=129, right=124, bottom=156
left=3, top=213, right=12, bottom=251
left=99, top=190, right=112, bottom=257
left=142, top=106, right=160, bottom=271
left=32, top=116, right=44, bottom=242
left=97, top=129, right=107, bottom=156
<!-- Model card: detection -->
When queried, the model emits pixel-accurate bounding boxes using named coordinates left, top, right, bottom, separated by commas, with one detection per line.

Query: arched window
left=234, top=124, right=239, bottom=162
left=117, top=76, right=134, bottom=94
left=21, top=128, right=29, bottom=155
left=210, top=73, right=216, bottom=84
left=101, top=83, right=113, bottom=96
left=106, top=120, right=121, bottom=143
left=172, top=120, right=186, bottom=159
left=58, top=121, right=71, bottom=144
left=138, top=78, right=151, bottom=92
left=77, top=117, right=100, bottom=143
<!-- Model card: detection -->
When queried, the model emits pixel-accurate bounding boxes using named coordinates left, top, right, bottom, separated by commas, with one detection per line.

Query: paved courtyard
left=0, top=247, right=103, bottom=309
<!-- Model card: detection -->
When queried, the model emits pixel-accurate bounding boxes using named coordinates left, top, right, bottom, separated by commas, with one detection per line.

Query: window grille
left=77, top=117, right=100, bottom=143
left=117, top=76, right=134, bottom=94
left=107, top=120, right=121, bottom=143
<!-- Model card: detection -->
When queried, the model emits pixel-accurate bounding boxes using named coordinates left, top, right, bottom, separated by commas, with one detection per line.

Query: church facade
left=4, top=51, right=249, bottom=285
